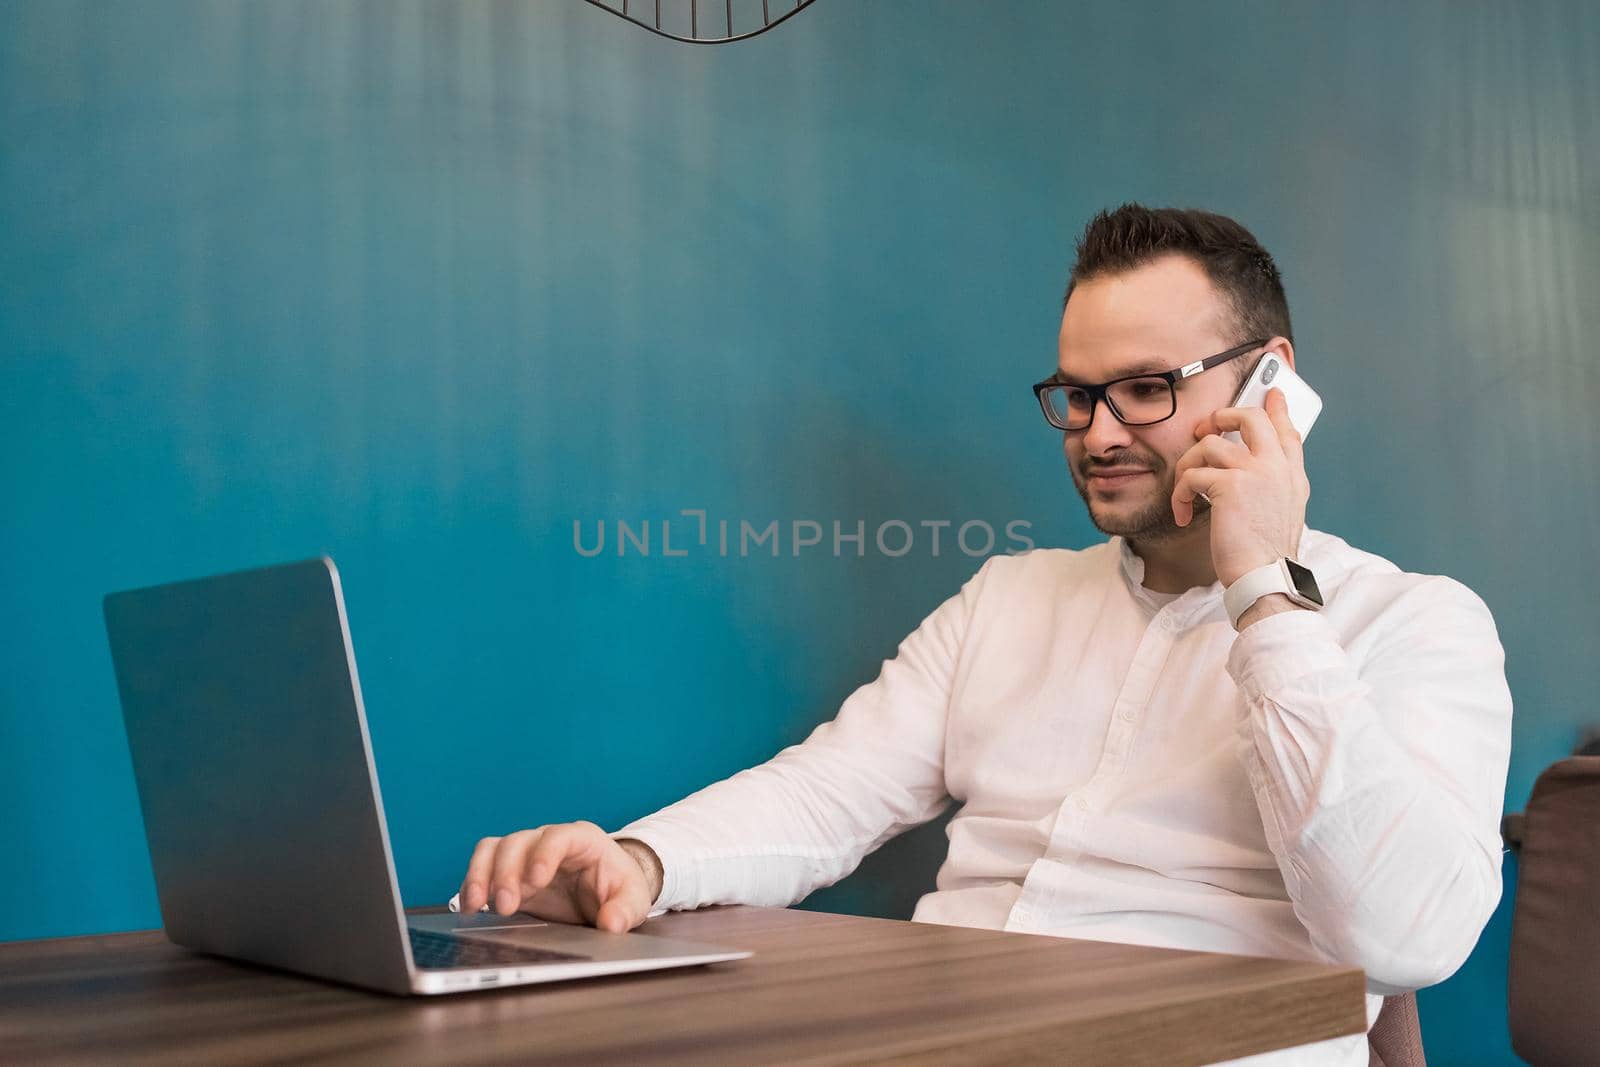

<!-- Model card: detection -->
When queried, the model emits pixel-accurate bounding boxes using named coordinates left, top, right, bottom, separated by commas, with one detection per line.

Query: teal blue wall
left=4, top=3, right=1596, bottom=1063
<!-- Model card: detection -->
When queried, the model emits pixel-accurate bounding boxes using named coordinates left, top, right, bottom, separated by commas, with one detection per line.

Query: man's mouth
left=1085, top=468, right=1153, bottom=487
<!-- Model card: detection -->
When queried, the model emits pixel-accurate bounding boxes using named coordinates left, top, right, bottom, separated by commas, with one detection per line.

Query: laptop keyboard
left=408, top=927, right=589, bottom=970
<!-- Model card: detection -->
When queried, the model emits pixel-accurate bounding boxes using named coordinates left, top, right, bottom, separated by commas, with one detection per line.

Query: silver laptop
left=103, top=557, right=751, bottom=995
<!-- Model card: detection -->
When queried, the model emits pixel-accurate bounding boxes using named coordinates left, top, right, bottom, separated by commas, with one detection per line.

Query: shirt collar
left=1113, top=536, right=1225, bottom=616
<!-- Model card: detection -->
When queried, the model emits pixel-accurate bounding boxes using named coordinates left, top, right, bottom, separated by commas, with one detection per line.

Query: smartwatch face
left=1285, top=559, right=1324, bottom=606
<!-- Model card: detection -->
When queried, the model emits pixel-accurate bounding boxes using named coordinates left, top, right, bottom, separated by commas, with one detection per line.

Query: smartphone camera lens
left=1261, top=359, right=1279, bottom=384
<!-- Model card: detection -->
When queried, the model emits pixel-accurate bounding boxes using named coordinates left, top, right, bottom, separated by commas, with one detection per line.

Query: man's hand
left=457, top=821, right=663, bottom=933
left=1171, top=387, right=1310, bottom=589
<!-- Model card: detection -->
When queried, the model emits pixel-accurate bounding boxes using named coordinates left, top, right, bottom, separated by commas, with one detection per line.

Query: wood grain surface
left=0, top=904, right=1366, bottom=1065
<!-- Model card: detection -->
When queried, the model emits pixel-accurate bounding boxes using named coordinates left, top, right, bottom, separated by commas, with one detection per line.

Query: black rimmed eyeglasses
left=1032, top=338, right=1266, bottom=431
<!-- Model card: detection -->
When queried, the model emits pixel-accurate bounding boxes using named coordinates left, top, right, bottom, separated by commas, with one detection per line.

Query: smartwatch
left=1224, top=558, right=1324, bottom=627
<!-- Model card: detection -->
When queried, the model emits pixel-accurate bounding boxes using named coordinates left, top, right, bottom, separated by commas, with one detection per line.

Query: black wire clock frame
left=581, top=0, right=819, bottom=44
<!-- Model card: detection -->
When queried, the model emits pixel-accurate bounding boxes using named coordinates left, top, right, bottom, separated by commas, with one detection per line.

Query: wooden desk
left=1, top=904, right=1366, bottom=1065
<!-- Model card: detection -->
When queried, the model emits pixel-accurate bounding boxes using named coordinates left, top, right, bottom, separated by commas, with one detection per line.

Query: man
left=458, top=205, right=1513, bottom=1065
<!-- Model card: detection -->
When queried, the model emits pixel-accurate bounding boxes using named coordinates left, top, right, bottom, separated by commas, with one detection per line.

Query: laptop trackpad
left=408, top=911, right=550, bottom=935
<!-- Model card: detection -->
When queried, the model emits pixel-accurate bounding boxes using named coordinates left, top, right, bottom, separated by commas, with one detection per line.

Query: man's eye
left=1127, top=381, right=1166, bottom=399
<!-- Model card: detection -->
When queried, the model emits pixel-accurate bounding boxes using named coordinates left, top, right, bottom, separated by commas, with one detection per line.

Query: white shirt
left=615, top=529, right=1513, bottom=1066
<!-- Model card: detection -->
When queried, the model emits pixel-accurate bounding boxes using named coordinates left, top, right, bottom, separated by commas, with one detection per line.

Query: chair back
left=1368, top=991, right=1425, bottom=1067
left=1507, top=755, right=1600, bottom=1066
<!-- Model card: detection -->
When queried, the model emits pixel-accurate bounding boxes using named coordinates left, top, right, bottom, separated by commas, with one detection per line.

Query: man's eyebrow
left=1053, top=358, right=1171, bottom=385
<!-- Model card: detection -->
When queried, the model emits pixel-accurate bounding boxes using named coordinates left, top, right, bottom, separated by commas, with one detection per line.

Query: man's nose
left=1081, top=398, right=1133, bottom=456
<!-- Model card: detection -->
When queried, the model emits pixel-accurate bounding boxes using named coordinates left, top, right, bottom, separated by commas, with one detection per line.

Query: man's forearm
left=616, top=837, right=664, bottom=905
left=1224, top=586, right=1512, bottom=992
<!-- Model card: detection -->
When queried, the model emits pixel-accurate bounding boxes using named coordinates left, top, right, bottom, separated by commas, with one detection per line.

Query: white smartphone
left=1224, top=350, right=1322, bottom=446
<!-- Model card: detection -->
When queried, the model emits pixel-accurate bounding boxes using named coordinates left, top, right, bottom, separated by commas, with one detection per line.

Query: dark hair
left=1064, top=203, right=1294, bottom=355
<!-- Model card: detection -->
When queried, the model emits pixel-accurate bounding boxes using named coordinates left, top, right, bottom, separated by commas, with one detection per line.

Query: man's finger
left=1172, top=467, right=1231, bottom=528
left=595, top=893, right=641, bottom=933
left=1209, top=405, right=1282, bottom=457
left=1171, top=434, right=1249, bottom=499
left=526, top=822, right=606, bottom=894
left=1264, top=388, right=1305, bottom=469
left=460, top=836, right=503, bottom=914
left=594, top=856, right=650, bottom=932
left=487, top=828, right=543, bottom=914
left=1195, top=432, right=1250, bottom=470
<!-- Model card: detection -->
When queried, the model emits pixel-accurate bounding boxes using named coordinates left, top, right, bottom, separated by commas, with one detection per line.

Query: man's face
left=1056, top=254, right=1246, bottom=543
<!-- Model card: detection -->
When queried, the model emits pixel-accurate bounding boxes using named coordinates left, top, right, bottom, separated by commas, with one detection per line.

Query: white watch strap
left=1223, top=560, right=1293, bottom=627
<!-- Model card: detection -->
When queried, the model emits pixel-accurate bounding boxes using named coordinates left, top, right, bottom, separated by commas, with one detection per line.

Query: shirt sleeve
left=610, top=559, right=994, bottom=913
left=1226, top=575, right=1514, bottom=995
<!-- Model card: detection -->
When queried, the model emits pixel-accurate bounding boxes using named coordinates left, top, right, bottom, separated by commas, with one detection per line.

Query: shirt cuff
left=1226, top=606, right=1350, bottom=699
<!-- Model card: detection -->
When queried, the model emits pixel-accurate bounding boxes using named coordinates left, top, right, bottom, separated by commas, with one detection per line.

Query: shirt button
left=1119, top=708, right=1136, bottom=723
left=1072, top=796, right=1089, bottom=811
